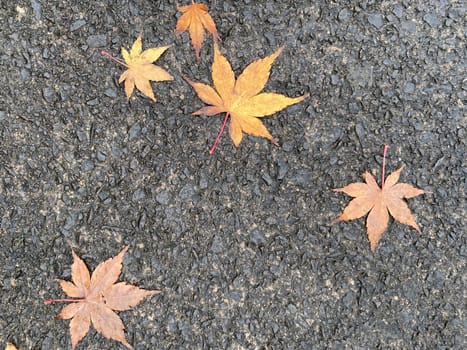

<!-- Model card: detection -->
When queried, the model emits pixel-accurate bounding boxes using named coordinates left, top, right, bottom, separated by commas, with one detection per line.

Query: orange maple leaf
left=186, top=43, right=308, bottom=153
left=176, top=1, right=220, bottom=62
left=333, top=166, right=425, bottom=251
left=45, top=246, right=158, bottom=349
left=102, top=33, right=173, bottom=102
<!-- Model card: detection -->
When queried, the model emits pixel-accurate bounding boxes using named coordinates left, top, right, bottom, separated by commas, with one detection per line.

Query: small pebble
left=156, top=190, right=170, bottom=205
left=277, top=159, right=288, bottom=180
left=249, top=229, right=266, bottom=246
left=338, top=8, right=350, bottom=22
left=128, top=123, right=141, bottom=141
left=70, top=19, right=86, bottom=31
left=31, top=0, right=42, bottom=20
left=401, top=21, right=416, bottom=33
left=355, top=123, right=365, bottom=145
left=342, top=292, right=355, bottom=308
left=262, top=173, right=273, bottom=186
left=86, top=34, right=107, bottom=48
left=392, top=5, right=404, bottom=18
left=179, top=184, right=195, bottom=200
left=96, top=151, right=107, bottom=162
left=104, top=88, right=117, bottom=98
left=349, top=102, right=360, bottom=113
left=423, top=13, right=440, bottom=27
left=264, top=32, right=276, bottom=46
left=81, top=160, right=94, bottom=172
left=132, top=188, right=146, bottom=202
left=98, top=191, right=109, bottom=201
left=20, top=68, right=30, bottom=80
left=42, top=87, right=55, bottom=103
left=210, top=235, right=224, bottom=254
left=130, top=158, right=138, bottom=170
left=404, top=82, right=415, bottom=94
left=86, top=98, right=99, bottom=106
left=368, top=13, right=384, bottom=29
left=76, top=130, right=88, bottom=142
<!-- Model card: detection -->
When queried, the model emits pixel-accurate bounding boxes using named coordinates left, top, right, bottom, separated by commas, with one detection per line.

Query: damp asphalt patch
left=0, top=1, right=465, bottom=349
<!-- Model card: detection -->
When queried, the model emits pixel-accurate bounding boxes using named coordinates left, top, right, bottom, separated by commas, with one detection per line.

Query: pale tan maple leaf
left=333, top=166, right=425, bottom=251
left=46, top=246, right=159, bottom=349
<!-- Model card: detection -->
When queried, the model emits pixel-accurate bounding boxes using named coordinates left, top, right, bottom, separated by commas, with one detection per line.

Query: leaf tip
left=332, top=215, right=345, bottom=225
left=148, top=289, right=162, bottom=297
left=412, top=221, right=422, bottom=233
left=71, top=250, right=80, bottom=261
left=363, top=171, right=373, bottom=180
left=293, top=93, right=310, bottom=104
left=213, top=32, right=222, bottom=42
left=161, top=44, right=174, bottom=52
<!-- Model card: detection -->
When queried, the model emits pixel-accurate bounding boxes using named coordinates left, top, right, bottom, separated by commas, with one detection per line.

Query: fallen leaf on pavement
left=176, top=1, right=220, bottom=62
left=45, top=246, right=159, bottom=349
left=333, top=164, right=425, bottom=251
left=101, top=33, right=173, bottom=102
left=186, top=42, right=308, bottom=153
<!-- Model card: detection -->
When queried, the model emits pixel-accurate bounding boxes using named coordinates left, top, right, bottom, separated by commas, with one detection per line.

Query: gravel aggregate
left=0, top=0, right=465, bottom=349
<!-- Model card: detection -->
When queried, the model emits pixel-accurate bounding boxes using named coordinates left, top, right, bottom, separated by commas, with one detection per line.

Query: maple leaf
left=333, top=166, right=425, bottom=251
left=45, top=246, right=159, bottom=349
left=186, top=43, right=308, bottom=153
left=176, top=1, right=220, bottom=62
left=101, top=33, right=173, bottom=102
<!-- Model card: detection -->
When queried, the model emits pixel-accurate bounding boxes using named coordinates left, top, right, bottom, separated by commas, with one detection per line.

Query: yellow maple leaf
left=176, top=1, right=220, bottom=62
left=102, top=33, right=173, bottom=102
left=186, top=43, right=308, bottom=153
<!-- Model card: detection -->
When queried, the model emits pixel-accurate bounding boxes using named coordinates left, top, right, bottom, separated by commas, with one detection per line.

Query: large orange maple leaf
left=334, top=166, right=425, bottom=251
left=45, top=246, right=158, bottom=349
left=186, top=42, right=308, bottom=153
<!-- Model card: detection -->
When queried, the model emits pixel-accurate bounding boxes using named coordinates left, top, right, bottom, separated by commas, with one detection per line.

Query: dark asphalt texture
left=1, top=0, right=466, bottom=349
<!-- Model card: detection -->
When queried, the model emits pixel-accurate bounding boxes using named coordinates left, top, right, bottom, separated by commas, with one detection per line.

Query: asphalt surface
left=1, top=0, right=466, bottom=349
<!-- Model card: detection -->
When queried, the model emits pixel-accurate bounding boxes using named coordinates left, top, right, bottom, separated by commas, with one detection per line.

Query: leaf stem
left=381, top=144, right=389, bottom=189
left=209, top=112, right=230, bottom=154
left=100, top=50, right=127, bottom=67
left=44, top=298, right=85, bottom=305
